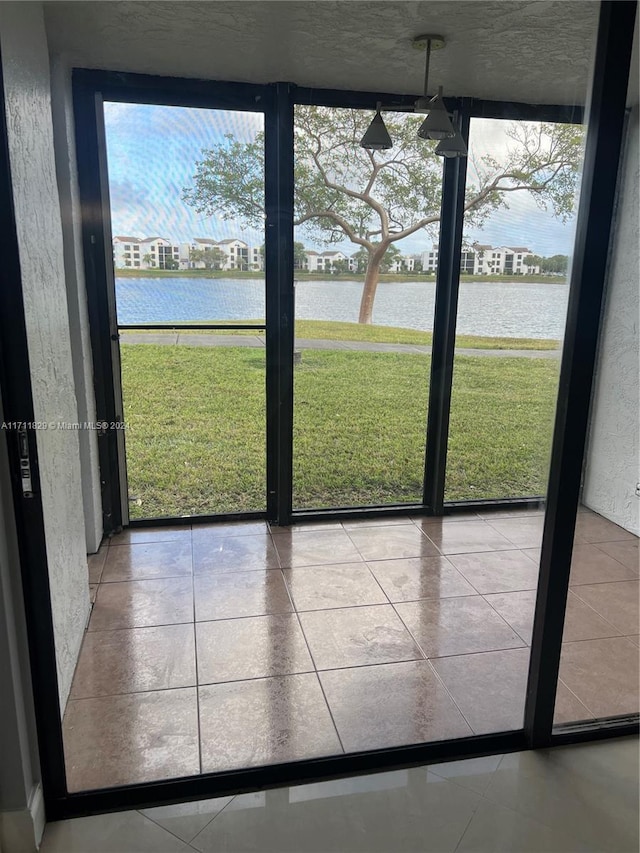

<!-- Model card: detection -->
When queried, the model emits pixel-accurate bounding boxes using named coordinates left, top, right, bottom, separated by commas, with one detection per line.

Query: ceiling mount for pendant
left=411, top=33, right=446, bottom=52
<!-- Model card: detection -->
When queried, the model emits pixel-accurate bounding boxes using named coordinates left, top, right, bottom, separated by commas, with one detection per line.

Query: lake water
left=116, top=277, right=569, bottom=339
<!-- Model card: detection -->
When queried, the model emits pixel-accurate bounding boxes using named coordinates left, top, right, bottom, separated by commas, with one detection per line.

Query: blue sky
left=104, top=102, right=265, bottom=246
left=104, top=103, right=577, bottom=258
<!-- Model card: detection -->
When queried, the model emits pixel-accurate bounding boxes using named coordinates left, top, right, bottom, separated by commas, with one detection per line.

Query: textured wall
left=0, top=2, right=90, bottom=711
left=583, top=106, right=640, bottom=535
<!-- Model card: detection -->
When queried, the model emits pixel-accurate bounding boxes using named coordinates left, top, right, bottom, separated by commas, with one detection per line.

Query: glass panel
left=554, top=500, right=638, bottom=727
left=104, top=101, right=265, bottom=326
left=553, top=110, right=639, bottom=725
left=102, top=102, right=266, bottom=518
left=120, top=334, right=266, bottom=519
left=434, top=108, right=596, bottom=741
left=445, top=116, right=582, bottom=503
left=292, top=105, right=442, bottom=509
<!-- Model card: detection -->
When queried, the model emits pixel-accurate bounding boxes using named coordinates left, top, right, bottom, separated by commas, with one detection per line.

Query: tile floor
left=68, top=507, right=639, bottom=792
left=41, top=736, right=639, bottom=852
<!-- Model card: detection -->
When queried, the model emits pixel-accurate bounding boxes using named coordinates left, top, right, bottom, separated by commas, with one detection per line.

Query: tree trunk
left=358, top=255, right=382, bottom=324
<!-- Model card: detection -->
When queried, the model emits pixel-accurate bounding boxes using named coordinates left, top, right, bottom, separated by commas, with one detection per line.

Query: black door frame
left=73, top=72, right=284, bottom=533
left=3, top=0, right=637, bottom=823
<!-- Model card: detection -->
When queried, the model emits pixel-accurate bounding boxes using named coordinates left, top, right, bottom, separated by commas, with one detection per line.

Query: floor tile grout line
left=570, top=576, right=638, bottom=587
left=393, top=593, right=528, bottom=656
left=189, top=531, right=204, bottom=778
left=187, top=794, right=238, bottom=849
left=427, top=754, right=504, bottom=796
left=360, top=556, right=396, bottom=608
left=67, top=683, right=200, bottom=704
left=87, top=618, right=197, bottom=633
left=289, top=598, right=347, bottom=755
left=386, top=599, right=479, bottom=735
left=99, top=573, right=194, bottom=584
left=469, top=769, right=602, bottom=845
left=567, top=586, right=633, bottom=636
left=479, top=592, right=534, bottom=648
left=452, top=794, right=485, bottom=853
left=440, top=556, right=538, bottom=599
left=556, top=638, right=637, bottom=720
left=312, top=668, right=347, bottom=756
left=135, top=808, right=204, bottom=848
left=556, top=676, right=595, bottom=721
left=343, top=523, right=446, bottom=562
left=591, top=539, right=639, bottom=571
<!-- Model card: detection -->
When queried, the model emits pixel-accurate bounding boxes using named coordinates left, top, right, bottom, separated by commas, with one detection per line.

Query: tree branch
left=387, top=214, right=441, bottom=242
left=294, top=210, right=373, bottom=250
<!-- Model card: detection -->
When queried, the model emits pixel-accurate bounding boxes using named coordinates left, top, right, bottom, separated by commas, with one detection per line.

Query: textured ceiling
left=44, top=1, right=629, bottom=106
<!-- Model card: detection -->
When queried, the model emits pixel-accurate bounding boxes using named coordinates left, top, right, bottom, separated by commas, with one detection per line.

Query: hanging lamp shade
left=360, top=111, right=393, bottom=150
left=435, top=130, right=468, bottom=158
left=417, top=89, right=455, bottom=140
left=413, top=95, right=432, bottom=114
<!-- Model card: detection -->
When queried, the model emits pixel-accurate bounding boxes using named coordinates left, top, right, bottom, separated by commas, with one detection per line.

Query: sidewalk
left=119, top=332, right=560, bottom=359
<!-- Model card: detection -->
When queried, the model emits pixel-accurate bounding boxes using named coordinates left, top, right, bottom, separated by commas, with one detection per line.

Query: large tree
left=183, top=108, right=583, bottom=323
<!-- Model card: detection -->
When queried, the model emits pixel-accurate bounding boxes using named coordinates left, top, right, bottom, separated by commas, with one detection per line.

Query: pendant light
left=435, top=126, right=468, bottom=158
left=417, top=87, right=456, bottom=140
left=359, top=33, right=467, bottom=158
left=359, top=103, right=393, bottom=150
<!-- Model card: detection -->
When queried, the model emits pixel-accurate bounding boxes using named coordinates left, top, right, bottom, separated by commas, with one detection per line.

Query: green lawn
left=128, top=319, right=559, bottom=351
left=120, top=342, right=560, bottom=518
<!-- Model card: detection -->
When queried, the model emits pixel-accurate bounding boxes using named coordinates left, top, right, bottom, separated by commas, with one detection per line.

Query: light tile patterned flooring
left=42, top=737, right=639, bottom=852
left=67, top=507, right=639, bottom=792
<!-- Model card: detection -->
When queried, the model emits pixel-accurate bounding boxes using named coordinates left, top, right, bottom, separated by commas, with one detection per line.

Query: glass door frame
left=73, top=72, right=286, bottom=533
left=14, top=0, right=630, bottom=820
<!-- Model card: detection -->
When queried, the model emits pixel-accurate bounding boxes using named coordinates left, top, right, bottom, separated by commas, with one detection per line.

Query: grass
left=295, top=321, right=559, bottom=351
left=125, top=319, right=560, bottom=351
left=120, top=343, right=560, bottom=518
left=116, top=267, right=566, bottom=285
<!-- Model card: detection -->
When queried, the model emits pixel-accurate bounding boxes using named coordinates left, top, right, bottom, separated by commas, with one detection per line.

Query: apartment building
left=113, top=235, right=180, bottom=269
left=303, top=249, right=350, bottom=272
left=422, top=243, right=540, bottom=275
left=114, top=236, right=262, bottom=271
left=112, top=235, right=142, bottom=268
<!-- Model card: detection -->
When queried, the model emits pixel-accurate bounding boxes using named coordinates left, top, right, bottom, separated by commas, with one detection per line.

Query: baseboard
left=0, top=784, right=46, bottom=852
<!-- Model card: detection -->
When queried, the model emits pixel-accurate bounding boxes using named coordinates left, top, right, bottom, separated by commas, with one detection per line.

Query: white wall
left=583, top=106, right=640, bottom=535
left=0, top=1, right=91, bottom=710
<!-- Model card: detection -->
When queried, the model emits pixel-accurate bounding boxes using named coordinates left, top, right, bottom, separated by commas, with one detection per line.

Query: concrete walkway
left=119, top=332, right=560, bottom=359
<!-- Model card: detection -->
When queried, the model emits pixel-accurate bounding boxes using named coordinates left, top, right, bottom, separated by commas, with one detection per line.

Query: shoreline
left=115, top=269, right=567, bottom=285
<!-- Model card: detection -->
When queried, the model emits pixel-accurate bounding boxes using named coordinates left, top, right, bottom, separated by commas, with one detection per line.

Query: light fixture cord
left=423, top=39, right=431, bottom=97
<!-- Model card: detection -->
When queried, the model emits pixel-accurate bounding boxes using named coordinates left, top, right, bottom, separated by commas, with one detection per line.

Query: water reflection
left=116, top=276, right=568, bottom=339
